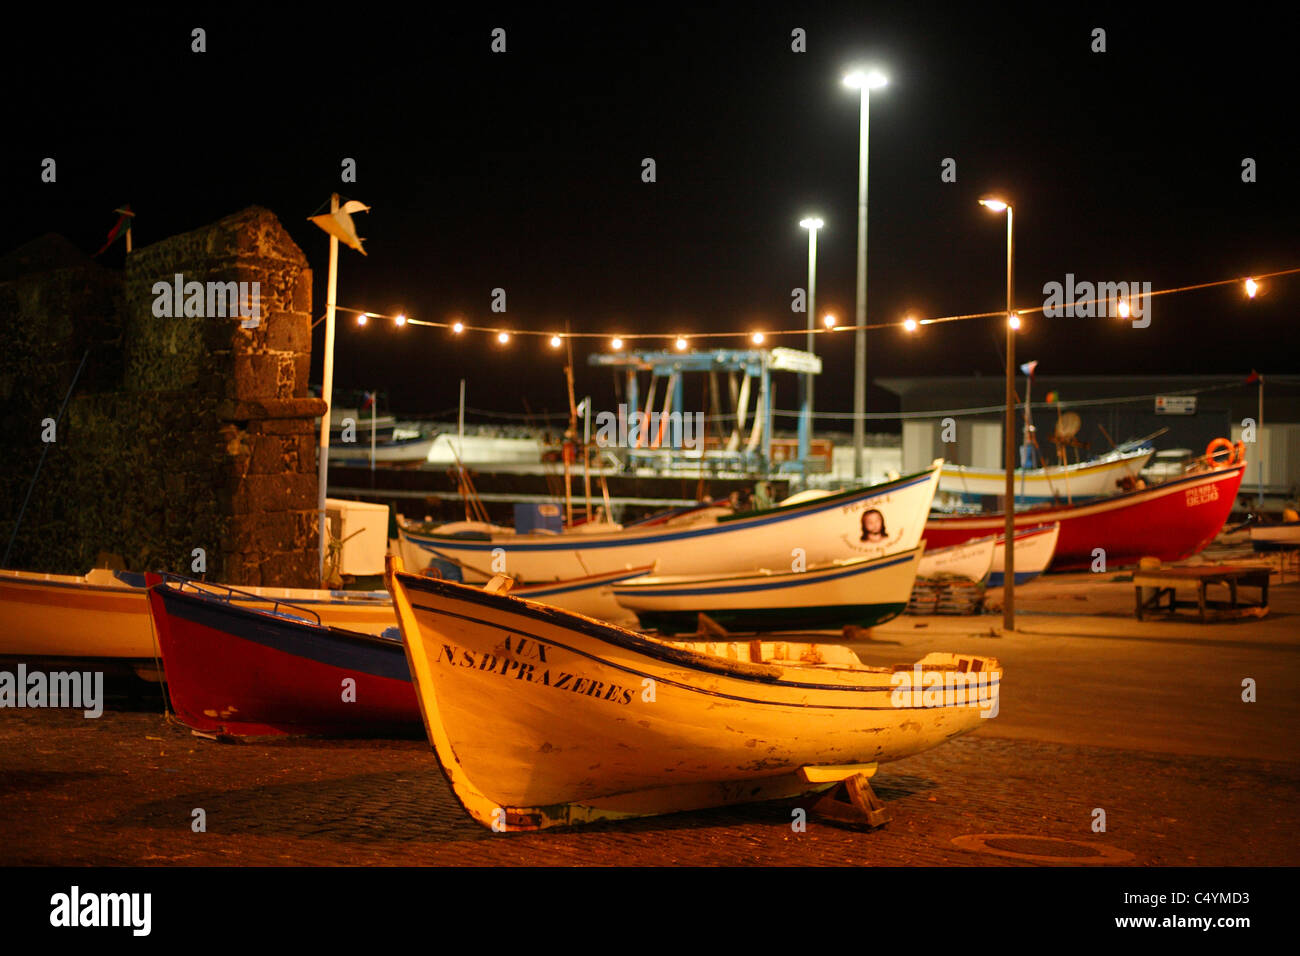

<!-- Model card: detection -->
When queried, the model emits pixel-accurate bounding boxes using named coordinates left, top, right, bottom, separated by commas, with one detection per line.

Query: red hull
left=924, top=465, right=1245, bottom=571
left=147, top=579, right=420, bottom=737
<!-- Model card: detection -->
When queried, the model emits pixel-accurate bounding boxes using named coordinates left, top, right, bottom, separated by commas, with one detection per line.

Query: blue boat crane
left=587, top=346, right=822, bottom=474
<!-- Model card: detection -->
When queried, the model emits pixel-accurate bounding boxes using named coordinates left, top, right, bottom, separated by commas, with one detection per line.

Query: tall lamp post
left=980, top=197, right=1017, bottom=631
left=798, top=216, right=824, bottom=463
left=843, top=68, right=887, bottom=482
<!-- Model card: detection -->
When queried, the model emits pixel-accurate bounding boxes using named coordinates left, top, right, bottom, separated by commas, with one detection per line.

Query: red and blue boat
left=924, top=463, right=1245, bottom=571
left=146, top=575, right=420, bottom=737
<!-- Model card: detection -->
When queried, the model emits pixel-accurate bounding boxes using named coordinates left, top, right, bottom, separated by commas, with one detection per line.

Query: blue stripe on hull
left=615, top=553, right=914, bottom=598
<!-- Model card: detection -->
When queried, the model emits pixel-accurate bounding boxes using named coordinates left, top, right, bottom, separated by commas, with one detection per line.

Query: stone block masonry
left=0, top=207, right=326, bottom=586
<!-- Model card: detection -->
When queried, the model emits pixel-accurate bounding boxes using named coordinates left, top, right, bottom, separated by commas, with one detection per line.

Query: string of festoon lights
left=335, top=266, right=1298, bottom=348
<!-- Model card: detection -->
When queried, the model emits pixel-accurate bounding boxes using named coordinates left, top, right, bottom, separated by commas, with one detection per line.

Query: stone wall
left=0, top=208, right=325, bottom=586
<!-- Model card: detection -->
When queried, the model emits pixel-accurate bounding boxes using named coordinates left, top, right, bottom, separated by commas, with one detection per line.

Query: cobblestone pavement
left=2, top=568, right=1297, bottom=866
left=1, top=706, right=1295, bottom=866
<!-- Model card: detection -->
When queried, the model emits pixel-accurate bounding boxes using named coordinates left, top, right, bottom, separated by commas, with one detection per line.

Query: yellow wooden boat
left=386, top=556, right=1001, bottom=830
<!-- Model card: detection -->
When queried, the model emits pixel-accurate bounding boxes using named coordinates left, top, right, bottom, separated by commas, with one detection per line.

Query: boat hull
left=986, top=524, right=1061, bottom=587
left=611, top=549, right=921, bottom=635
left=925, top=465, right=1245, bottom=571
left=938, top=448, right=1154, bottom=502
left=147, top=579, right=419, bottom=737
left=329, top=435, right=436, bottom=464
left=398, top=464, right=942, bottom=582
left=387, top=566, right=1000, bottom=829
left=510, top=565, right=653, bottom=625
left=917, top=535, right=996, bottom=582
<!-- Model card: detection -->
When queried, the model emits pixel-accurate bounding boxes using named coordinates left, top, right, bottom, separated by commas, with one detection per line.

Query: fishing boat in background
left=938, top=445, right=1154, bottom=504
left=146, top=575, right=420, bottom=737
left=397, top=462, right=943, bottom=582
left=986, top=523, right=1061, bottom=587
left=917, top=535, right=996, bottom=582
left=610, top=548, right=922, bottom=634
left=0, top=568, right=395, bottom=679
left=329, top=433, right=437, bottom=465
left=924, top=462, right=1245, bottom=571
left=386, top=558, right=1000, bottom=830
left=326, top=391, right=436, bottom=465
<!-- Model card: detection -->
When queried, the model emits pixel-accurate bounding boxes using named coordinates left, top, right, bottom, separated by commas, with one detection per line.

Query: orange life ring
left=1205, top=437, right=1235, bottom=467
left=1234, top=440, right=1246, bottom=466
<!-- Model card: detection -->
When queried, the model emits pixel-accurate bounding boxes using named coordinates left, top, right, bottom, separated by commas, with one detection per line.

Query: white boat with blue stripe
left=610, top=548, right=923, bottom=634
left=398, top=462, right=942, bottom=583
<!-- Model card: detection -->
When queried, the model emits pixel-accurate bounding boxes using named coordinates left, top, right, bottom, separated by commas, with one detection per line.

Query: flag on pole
left=1020, top=360, right=1038, bottom=377
left=361, top=391, right=376, bottom=410
left=1245, top=369, right=1260, bottom=384
left=1044, top=390, right=1059, bottom=403
left=309, top=199, right=370, bottom=255
left=93, top=205, right=134, bottom=256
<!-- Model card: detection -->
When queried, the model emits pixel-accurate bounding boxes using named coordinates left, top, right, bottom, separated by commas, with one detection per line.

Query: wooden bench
left=1132, top=565, right=1271, bottom=623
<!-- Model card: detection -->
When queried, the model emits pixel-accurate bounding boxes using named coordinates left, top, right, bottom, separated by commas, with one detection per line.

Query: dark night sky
left=6, top=4, right=1297, bottom=425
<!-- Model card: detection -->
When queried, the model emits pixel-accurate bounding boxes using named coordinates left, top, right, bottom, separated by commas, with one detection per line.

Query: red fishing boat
left=146, top=575, right=420, bottom=737
left=924, top=463, right=1245, bottom=571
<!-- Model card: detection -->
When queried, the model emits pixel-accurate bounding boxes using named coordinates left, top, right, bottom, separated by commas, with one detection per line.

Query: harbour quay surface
left=1, top=572, right=1296, bottom=866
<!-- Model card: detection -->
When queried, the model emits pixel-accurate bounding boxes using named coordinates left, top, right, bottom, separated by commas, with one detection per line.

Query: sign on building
left=1155, top=395, right=1196, bottom=415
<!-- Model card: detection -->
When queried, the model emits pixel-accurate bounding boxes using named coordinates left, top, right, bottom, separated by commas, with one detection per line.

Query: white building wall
left=970, top=421, right=1003, bottom=469
left=1231, top=422, right=1300, bottom=491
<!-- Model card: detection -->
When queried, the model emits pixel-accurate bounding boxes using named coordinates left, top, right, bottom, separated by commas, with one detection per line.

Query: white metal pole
left=370, top=392, right=376, bottom=473
left=807, top=225, right=817, bottom=434
left=1003, top=207, right=1016, bottom=632
left=317, top=193, right=339, bottom=583
left=853, top=88, right=870, bottom=481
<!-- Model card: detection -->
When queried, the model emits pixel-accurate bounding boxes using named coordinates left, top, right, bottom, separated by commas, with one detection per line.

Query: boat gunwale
left=399, top=465, right=940, bottom=550
left=0, top=568, right=393, bottom=606
left=398, top=572, right=1000, bottom=698
left=153, top=579, right=399, bottom=653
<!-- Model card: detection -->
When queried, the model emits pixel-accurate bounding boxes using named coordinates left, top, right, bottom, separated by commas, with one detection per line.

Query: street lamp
left=798, top=215, right=824, bottom=463
left=980, top=196, right=1017, bottom=632
left=843, top=67, right=887, bottom=481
